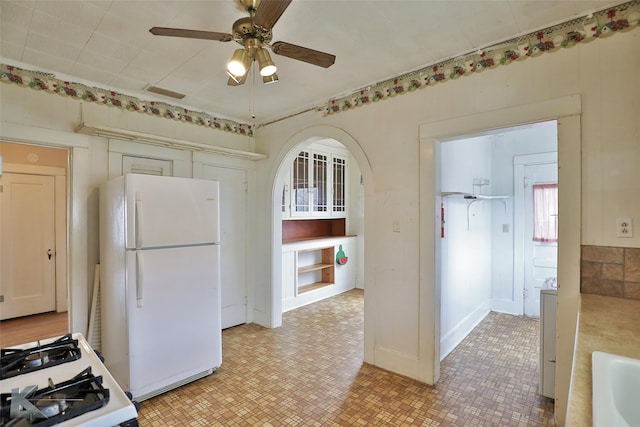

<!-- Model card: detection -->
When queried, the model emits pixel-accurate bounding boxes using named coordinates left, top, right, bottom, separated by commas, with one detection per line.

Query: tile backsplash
left=581, top=245, right=640, bottom=300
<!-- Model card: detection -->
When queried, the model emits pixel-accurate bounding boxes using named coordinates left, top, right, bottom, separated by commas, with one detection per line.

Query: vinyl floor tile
left=138, top=290, right=554, bottom=426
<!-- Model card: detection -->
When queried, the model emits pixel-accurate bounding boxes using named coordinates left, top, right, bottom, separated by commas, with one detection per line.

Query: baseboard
left=282, top=283, right=355, bottom=312
left=490, top=298, right=521, bottom=316
left=440, top=302, right=490, bottom=361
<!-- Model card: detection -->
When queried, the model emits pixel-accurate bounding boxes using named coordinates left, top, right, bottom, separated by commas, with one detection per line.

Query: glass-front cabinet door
left=332, top=156, right=347, bottom=215
left=292, top=151, right=310, bottom=215
left=287, top=148, right=348, bottom=218
left=312, top=152, right=328, bottom=215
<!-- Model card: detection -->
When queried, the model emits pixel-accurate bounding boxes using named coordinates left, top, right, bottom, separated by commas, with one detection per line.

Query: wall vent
left=144, top=85, right=186, bottom=100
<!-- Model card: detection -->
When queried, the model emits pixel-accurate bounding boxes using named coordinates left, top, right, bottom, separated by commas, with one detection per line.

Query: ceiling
left=0, top=0, right=623, bottom=125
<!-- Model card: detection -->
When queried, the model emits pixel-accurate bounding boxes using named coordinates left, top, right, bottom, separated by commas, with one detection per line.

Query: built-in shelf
left=298, top=263, right=334, bottom=274
left=442, top=191, right=509, bottom=200
left=298, top=282, right=334, bottom=295
left=297, top=247, right=335, bottom=293
left=282, top=218, right=345, bottom=243
left=442, top=192, right=510, bottom=230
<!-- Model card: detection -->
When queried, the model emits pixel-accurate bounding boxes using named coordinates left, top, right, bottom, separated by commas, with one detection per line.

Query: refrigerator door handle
left=136, top=250, right=144, bottom=308
left=135, top=192, right=143, bottom=249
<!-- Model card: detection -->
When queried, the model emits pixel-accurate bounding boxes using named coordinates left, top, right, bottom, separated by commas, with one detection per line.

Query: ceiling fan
left=149, top=0, right=336, bottom=86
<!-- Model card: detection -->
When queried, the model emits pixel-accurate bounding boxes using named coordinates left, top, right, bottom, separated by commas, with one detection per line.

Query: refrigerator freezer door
left=124, top=244, right=222, bottom=399
left=125, top=174, right=220, bottom=249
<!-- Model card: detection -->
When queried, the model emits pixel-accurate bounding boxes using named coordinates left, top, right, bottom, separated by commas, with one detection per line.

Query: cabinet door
left=311, top=152, right=328, bottom=216
left=291, top=151, right=310, bottom=216
left=289, top=149, right=348, bottom=218
left=281, top=170, right=290, bottom=218
left=332, top=155, right=347, bottom=217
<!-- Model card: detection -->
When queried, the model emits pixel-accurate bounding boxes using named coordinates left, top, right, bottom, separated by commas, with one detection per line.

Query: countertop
left=282, top=235, right=357, bottom=249
left=567, top=294, right=640, bottom=426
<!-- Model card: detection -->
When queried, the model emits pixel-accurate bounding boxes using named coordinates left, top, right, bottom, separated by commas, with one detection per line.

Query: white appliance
left=99, top=174, right=222, bottom=401
left=0, top=333, right=138, bottom=426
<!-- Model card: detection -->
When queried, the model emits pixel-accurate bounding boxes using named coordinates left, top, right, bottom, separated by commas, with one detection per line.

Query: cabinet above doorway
left=282, top=146, right=348, bottom=219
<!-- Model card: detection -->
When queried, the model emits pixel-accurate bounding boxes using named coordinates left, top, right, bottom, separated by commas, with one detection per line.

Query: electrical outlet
left=616, top=218, right=633, bottom=238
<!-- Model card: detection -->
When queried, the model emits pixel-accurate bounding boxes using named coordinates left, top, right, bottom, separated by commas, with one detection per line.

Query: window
left=533, top=183, right=558, bottom=243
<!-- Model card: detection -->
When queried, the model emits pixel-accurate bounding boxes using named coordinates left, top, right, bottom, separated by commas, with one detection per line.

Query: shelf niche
left=282, top=218, right=345, bottom=243
left=297, top=246, right=335, bottom=294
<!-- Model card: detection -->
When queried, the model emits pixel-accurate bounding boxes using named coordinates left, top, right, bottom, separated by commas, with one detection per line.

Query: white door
left=199, top=165, right=248, bottom=329
left=0, top=173, right=56, bottom=320
left=517, top=162, right=558, bottom=317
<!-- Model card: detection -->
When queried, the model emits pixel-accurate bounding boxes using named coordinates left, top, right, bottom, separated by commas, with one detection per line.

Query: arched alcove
left=268, top=125, right=376, bottom=363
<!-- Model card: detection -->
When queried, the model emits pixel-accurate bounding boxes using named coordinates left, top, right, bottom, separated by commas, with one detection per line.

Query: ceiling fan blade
left=271, top=41, right=336, bottom=68
left=149, top=27, right=233, bottom=42
left=253, top=0, right=292, bottom=29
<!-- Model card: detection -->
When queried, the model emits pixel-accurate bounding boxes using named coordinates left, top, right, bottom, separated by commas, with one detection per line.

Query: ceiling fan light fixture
left=263, top=73, right=278, bottom=84
left=227, top=49, right=250, bottom=76
left=256, top=48, right=277, bottom=76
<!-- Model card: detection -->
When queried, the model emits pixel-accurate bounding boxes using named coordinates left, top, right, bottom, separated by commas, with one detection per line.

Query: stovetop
left=0, top=334, right=138, bottom=426
left=1, top=334, right=81, bottom=380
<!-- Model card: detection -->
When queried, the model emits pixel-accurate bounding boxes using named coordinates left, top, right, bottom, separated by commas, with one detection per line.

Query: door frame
left=514, top=152, right=558, bottom=316
left=3, top=162, right=68, bottom=313
left=420, top=95, right=581, bottom=425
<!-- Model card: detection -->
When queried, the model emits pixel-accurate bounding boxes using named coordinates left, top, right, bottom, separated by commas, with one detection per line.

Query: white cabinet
left=283, top=148, right=348, bottom=219
left=540, top=289, right=557, bottom=398
left=282, top=237, right=356, bottom=312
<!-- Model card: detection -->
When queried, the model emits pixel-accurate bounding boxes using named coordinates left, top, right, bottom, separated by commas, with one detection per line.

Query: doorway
left=420, top=96, right=581, bottom=424
left=276, top=137, right=364, bottom=314
left=438, top=121, right=558, bottom=360
left=0, top=142, right=69, bottom=322
left=268, top=125, right=373, bottom=368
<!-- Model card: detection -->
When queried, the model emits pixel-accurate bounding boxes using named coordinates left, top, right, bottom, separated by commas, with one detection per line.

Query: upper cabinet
left=282, top=146, right=348, bottom=219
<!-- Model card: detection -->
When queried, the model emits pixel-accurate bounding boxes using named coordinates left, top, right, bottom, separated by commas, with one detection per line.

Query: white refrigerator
left=99, top=173, right=222, bottom=401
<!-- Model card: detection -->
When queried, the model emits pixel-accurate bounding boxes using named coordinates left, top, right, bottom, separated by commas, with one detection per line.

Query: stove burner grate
left=0, top=334, right=81, bottom=380
left=0, top=367, right=110, bottom=426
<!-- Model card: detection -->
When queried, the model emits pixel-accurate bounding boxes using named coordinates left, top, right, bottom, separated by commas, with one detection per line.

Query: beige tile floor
left=138, top=289, right=554, bottom=426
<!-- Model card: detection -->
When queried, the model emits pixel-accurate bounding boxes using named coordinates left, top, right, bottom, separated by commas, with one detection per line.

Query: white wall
left=252, top=29, right=640, bottom=427
left=1, top=27, right=639, bottom=427
left=439, top=135, right=493, bottom=360
left=0, top=83, right=257, bottom=337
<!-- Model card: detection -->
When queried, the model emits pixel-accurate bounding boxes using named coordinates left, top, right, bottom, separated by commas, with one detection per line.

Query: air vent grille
left=145, top=85, right=186, bottom=100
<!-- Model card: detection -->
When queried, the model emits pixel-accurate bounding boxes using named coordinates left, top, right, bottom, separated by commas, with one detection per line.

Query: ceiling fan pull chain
left=250, top=65, right=256, bottom=120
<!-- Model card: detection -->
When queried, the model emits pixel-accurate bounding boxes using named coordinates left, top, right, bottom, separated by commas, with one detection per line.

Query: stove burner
left=0, top=335, right=81, bottom=380
left=24, top=353, right=50, bottom=368
left=35, top=394, right=69, bottom=418
left=0, top=367, right=110, bottom=427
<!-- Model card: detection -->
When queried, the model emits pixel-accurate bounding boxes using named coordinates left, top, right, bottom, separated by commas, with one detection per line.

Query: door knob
left=47, top=249, right=54, bottom=260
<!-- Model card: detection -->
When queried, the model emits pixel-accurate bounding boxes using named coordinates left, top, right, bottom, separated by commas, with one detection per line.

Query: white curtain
left=533, top=183, right=558, bottom=243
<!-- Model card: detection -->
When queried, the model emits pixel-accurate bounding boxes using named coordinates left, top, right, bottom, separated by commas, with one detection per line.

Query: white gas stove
left=0, top=333, right=138, bottom=426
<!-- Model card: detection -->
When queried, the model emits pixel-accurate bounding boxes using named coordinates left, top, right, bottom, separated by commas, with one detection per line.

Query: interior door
left=199, top=165, right=248, bottom=329
left=0, top=173, right=56, bottom=320
left=523, top=163, right=558, bottom=317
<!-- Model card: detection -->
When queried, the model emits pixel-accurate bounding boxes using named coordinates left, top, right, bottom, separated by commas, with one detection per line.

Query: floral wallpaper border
left=1, top=1, right=639, bottom=132
left=0, top=64, right=254, bottom=137
left=321, top=0, right=640, bottom=116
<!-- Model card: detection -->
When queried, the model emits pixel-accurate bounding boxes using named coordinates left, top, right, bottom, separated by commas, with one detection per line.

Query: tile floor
left=138, top=289, right=554, bottom=426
